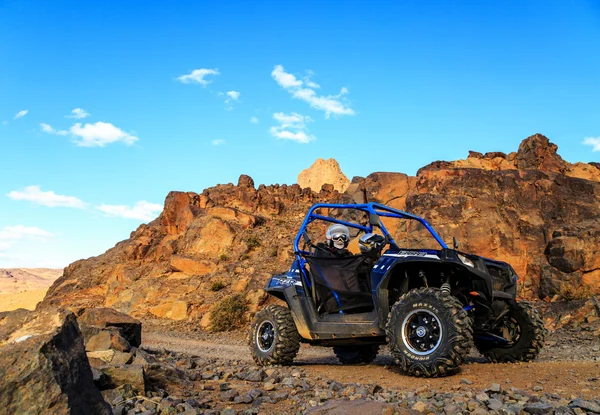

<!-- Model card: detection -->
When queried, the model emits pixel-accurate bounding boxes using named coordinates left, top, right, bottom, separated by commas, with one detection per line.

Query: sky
left=1, top=0, right=599, bottom=268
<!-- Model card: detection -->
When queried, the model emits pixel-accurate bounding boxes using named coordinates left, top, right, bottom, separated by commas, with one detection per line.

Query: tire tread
left=476, top=301, right=546, bottom=363
left=249, top=305, right=300, bottom=366
left=386, top=287, right=473, bottom=378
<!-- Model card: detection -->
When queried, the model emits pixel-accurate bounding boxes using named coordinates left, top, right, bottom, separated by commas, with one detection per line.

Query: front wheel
left=249, top=305, right=301, bottom=366
left=386, top=287, right=473, bottom=377
left=474, top=301, right=545, bottom=363
left=333, top=345, right=379, bottom=364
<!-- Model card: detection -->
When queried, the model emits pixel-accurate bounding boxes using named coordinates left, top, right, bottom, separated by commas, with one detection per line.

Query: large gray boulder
left=0, top=308, right=111, bottom=414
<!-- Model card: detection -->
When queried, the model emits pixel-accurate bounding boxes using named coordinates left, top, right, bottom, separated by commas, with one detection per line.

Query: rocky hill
left=41, top=134, right=600, bottom=325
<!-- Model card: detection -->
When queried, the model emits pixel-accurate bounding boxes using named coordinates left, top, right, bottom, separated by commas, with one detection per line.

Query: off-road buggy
left=249, top=203, right=545, bottom=377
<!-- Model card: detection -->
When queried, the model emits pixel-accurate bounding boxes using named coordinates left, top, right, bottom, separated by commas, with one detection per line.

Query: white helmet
left=326, top=224, right=350, bottom=249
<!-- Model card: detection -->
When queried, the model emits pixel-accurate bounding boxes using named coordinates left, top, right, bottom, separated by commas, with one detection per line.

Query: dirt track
left=143, top=330, right=600, bottom=400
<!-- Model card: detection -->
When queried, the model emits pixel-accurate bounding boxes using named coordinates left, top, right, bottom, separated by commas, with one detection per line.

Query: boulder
left=78, top=307, right=142, bottom=347
left=515, top=133, right=566, bottom=172
left=182, top=216, right=235, bottom=256
left=544, top=219, right=600, bottom=295
left=87, top=349, right=117, bottom=366
left=99, top=364, right=146, bottom=393
left=238, top=174, right=255, bottom=188
left=160, top=191, right=200, bottom=235
left=0, top=308, right=111, bottom=414
left=85, top=328, right=131, bottom=352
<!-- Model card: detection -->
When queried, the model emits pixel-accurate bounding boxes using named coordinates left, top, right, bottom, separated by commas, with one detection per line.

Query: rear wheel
left=249, top=305, right=300, bottom=366
left=475, top=301, right=545, bottom=363
left=333, top=345, right=379, bottom=364
left=386, top=287, right=472, bottom=377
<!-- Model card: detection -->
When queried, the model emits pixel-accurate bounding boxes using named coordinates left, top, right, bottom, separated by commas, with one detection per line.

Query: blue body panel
left=267, top=260, right=304, bottom=291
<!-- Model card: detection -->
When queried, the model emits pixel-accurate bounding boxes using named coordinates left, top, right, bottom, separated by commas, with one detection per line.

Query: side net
left=304, top=255, right=373, bottom=314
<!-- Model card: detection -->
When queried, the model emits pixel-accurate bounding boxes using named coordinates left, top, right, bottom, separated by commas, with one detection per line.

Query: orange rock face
left=41, top=133, right=600, bottom=323
left=41, top=179, right=341, bottom=322
left=170, top=255, right=216, bottom=276
left=298, top=158, right=350, bottom=193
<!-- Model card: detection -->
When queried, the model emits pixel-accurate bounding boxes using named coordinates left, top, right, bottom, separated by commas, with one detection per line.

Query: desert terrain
left=0, top=268, right=62, bottom=312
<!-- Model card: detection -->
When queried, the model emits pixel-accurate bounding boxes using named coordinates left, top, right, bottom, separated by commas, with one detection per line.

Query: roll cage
left=293, top=202, right=447, bottom=256
left=291, top=203, right=448, bottom=315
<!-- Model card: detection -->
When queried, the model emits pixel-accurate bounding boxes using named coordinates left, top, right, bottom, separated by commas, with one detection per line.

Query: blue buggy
left=248, top=203, right=545, bottom=377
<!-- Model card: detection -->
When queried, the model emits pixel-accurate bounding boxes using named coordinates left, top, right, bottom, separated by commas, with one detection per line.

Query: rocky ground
left=2, top=301, right=599, bottom=414
left=133, top=313, right=600, bottom=415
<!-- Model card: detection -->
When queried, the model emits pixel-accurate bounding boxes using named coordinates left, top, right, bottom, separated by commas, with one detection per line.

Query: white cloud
left=270, top=112, right=315, bottom=144
left=271, top=65, right=355, bottom=118
left=67, top=108, right=90, bottom=119
left=96, top=201, right=163, bottom=221
left=0, top=225, right=54, bottom=241
left=211, top=139, right=225, bottom=146
left=272, top=65, right=303, bottom=88
left=177, top=68, right=220, bottom=86
left=220, top=90, right=241, bottom=110
left=226, top=91, right=240, bottom=100
left=583, top=137, right=600, bottom=152
left=14, top=110, right=28, bottom=119
left=7, top=185, right=87, bottom=208
left=2, top=121, right=7, bottom=125
left=270, top=129, right=314, bottom=143
left=0, top=225, right=54, bottom=253
left=40, top=123, right=68, bottom=136
left=273, top=112, right=308, bottom=124
left=70, top=121, right=138, bottom=147
left=250, top=116, right=259, bottom=124
left=0, top=225, right=55, bottom=260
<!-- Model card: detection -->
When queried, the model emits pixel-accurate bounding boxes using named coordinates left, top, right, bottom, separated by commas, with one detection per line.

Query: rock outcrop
left=541, top=220, right=600, bottom=299
left=298, top=158, right=350, bottom=193
left=42, top=182, right=341, bottom=324
left=0, top=308, right=111, bottom=414
left=419, top=133, right=600, bottom=183
left=40, top=133, right=600, bottom=324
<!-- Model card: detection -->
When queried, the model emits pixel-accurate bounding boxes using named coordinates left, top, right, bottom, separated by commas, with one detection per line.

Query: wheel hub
left=256, top=320, right=275, bottom=352
left=401, top=309, right=443, bottom=356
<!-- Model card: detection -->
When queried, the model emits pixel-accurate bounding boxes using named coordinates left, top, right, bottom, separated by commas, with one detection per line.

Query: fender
left=372, top=248, right=495, bottom=327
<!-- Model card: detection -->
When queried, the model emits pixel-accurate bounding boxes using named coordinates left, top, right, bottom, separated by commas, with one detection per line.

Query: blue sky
left=1, top=1, right=599, bottom=268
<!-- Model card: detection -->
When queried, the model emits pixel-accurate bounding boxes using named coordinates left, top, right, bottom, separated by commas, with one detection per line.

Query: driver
left=315, top=224, right=352, bottom=257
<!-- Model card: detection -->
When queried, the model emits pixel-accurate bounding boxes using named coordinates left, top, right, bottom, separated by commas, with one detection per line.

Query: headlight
left=458, top=253, right=474, bottom=268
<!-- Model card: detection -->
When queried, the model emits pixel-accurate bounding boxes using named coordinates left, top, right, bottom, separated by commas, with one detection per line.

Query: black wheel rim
left=401, top=309, right=443, bottom=355
left=256, top=320, right=275, bottom=352
left=496, top=316, right=522, bottom=347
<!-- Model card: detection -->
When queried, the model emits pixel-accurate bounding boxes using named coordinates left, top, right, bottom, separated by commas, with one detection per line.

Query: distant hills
left=0, top=268, right=63, bottom=294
